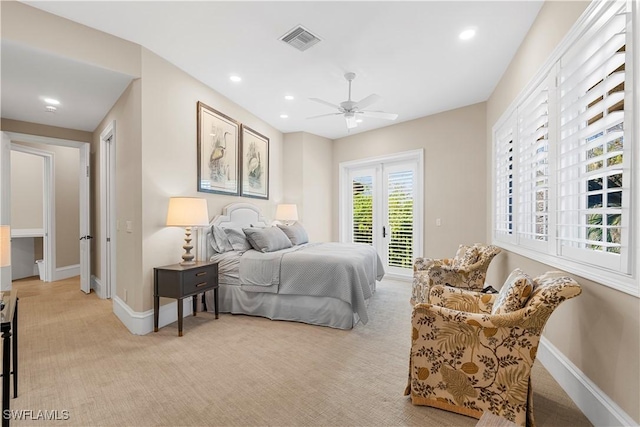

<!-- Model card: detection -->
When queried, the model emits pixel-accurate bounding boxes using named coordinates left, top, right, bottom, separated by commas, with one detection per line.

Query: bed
left=196, top=203, right=384, bottom=329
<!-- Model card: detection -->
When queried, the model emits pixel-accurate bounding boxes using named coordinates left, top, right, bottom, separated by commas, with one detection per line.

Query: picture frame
left=240, top=125, right=269, bottom=200
left=197, top=101, right=240, bottom=195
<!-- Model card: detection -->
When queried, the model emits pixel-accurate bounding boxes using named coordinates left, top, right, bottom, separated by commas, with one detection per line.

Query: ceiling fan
left=308, top=72, right=398, bottom=129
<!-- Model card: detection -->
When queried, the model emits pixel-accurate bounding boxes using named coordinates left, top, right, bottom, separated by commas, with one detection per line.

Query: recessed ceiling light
left=284, top=95, right=294, bottom=101
left=459, top=29, right=476, bottom=41
left=44, top=98, right=60, bottom=105
left=229, top=75, right=242, bottom=83
left=280, top=114, right=289, bottom=119
left=45, top=105, right=57, bottom=113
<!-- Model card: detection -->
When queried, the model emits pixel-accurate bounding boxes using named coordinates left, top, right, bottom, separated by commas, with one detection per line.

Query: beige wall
left=10, top=150, right=44, bottom=230
left=486, top=1, right=639, bottom=423
left=137, top=48, right=285, bottom=313
left=283, top=132, right=333, bottom=241
left=1, top=119, right=92, bottom=143
left=333, top=103, right=488, bottom=259
left=93, top=80, right=143, bottom=306
left=9, top=140, right=80, bottom=268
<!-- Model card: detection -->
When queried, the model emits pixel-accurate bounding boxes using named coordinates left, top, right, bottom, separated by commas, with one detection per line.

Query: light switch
left=436, top=218, right=441, bottom=226
left=126, top=221, right=133, bottom=233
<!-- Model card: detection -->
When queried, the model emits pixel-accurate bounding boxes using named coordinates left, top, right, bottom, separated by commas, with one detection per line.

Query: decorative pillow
left=209, top=225, right=233, bottom=253
left=223, top=228, right=252, bottom=252
left=453, top=244, right=479, bottom=268
left=243, top=226, right=292, bottom=253
left=491, top=268, right=535, bottom=315
left=277, top=222, right=309, bottom=245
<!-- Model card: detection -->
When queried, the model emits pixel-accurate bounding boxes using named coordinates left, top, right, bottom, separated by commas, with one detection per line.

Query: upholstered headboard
left=196, top=203, right=269, bottom=261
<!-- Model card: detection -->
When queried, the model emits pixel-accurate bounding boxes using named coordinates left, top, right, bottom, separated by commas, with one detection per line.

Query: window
left=517, top=76, right=551, bottom=250
left=492, top=0, right=636, bottom=294
left=494, top=113, right=516, bottom=243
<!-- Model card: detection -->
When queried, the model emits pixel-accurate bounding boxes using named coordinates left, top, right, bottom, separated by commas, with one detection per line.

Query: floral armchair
left=411, top=243, right=501, bottom=305
left=405, top=270, right=582, bottom=427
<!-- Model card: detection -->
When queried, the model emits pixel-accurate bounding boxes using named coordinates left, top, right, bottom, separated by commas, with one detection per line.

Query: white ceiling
left=8, top=1, right=544, bottom=139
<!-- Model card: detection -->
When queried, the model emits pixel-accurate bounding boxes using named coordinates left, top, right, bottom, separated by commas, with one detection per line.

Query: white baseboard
left=538, top=336, right=638, bottom=427
left=54, top=264, right=80, bottom=281
left=113, top=295, right=194, bottom=335
left=91, top=275, right=104, bottom=298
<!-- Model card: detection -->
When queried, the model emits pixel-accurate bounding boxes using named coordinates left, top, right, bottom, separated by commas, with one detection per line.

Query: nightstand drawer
left=183, top=265, right=217, bottom=294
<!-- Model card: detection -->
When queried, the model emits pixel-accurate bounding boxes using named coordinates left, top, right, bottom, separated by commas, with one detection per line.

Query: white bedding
left=199, top=202, right=385, bottom=329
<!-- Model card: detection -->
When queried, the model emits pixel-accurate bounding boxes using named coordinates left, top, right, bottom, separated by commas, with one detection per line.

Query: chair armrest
left=428, top=285, right=496, bottom=314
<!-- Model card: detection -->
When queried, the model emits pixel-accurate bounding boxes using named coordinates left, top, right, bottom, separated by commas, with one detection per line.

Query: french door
left=341, top=150, right=422, bottom=277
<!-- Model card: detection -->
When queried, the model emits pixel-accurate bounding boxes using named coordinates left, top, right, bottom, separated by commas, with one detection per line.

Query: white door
left=79, top=144, right=91, bottom=293
left=344, top=155, right=421, bottom=277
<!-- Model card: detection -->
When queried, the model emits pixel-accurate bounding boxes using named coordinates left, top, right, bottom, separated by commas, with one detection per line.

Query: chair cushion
left=491, top=268, right=535, bottom=315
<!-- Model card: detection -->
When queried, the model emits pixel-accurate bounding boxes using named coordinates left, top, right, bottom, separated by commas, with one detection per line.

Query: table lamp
left=275, top=204, right=298, bottom=226
left=166, top=197, right=209, bottom=265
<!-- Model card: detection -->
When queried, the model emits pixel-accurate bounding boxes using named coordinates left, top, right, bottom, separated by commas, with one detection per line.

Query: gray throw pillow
left=277, top=222, right=309, bottom=245
left=209, top=225, right=232, bottom=253
left=243, top=226, right=292, bottom=253
left=223, top=228, right=252, bottom=252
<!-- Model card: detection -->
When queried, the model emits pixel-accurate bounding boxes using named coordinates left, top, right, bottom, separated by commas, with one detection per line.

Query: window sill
left=493, top=239, right=639, bottom=298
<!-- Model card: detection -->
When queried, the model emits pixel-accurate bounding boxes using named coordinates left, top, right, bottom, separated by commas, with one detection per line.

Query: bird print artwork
left=246, top=141, right=262, bottom=189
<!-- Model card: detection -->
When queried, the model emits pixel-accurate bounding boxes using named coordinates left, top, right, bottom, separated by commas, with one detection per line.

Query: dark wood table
left=1, top=291, right=18, bottom=427
left=153, top=262, right=218, bottom=336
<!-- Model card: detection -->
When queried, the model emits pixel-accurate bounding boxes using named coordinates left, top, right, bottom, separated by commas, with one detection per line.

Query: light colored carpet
left=6, top=276, right=592, bottom=427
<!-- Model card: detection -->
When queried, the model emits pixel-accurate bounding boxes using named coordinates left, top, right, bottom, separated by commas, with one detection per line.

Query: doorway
left=339, top=149, right=423, bottom=279
left=0, top=132, right=91, bottom=293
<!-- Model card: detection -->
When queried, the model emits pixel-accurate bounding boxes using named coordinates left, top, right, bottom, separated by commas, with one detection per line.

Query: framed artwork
left=197, top=101, right=240, bottom=195
left=240, top=126, right=269, bottom=200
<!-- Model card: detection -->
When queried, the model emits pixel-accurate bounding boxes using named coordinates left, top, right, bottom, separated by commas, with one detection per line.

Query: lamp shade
left=0, top=225, right=10, bottom=268
left=275, top=204, right=298, bottom=221
left=166, top=197, right=210, bottom=227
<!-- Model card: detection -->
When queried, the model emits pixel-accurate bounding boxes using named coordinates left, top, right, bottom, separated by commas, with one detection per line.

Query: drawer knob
left=196, top=282, right=208, bottom=288
left=196, top=272, right=207, bottom=277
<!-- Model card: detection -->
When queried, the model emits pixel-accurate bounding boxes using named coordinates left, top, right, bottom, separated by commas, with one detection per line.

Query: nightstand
left=153, top=261, right=218, bottom=336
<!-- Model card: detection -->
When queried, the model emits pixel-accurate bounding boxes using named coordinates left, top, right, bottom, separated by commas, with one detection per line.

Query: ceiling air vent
left=280, top=26, right=321, bottom=52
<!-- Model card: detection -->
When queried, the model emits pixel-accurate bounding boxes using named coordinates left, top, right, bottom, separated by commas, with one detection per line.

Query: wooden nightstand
left=153, top=261, right=218, bottom=336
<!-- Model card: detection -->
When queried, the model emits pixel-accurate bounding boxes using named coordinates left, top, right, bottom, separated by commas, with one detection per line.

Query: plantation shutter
left=387, top=169, right=414, bottom=268
left=351, top=174, right=374, bottom=245
left=557, top=0, right=630, bottom=271
left=517, top=77, right=550, bottom=249
left=494, top=113, right=516, bottom=243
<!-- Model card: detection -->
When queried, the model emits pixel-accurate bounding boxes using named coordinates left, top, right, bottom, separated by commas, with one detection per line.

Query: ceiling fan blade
left=307, top=112, right=342, bottom=120
left=359, top=110, right=398, bottom=120
left=354, top=93, right=381, bottom=110
left=345, top=115, right=358, bottom=129
left=309, top=98, right=342, bottom=110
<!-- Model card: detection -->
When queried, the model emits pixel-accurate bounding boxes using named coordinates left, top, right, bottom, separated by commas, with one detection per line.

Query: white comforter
left=237, top=242, right=384, bottom=324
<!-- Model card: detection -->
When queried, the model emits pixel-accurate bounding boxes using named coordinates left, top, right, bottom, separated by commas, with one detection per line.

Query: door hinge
left=106, top=238, right=111, bottom=242
left=86, top=166, right=90, bottom=177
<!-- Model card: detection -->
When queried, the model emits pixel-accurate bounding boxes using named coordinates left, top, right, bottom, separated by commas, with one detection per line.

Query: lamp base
left=180, top=227, right=196, bottom=266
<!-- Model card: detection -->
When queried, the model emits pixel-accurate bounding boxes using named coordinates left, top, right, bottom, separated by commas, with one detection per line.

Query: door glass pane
left=352, top=175, right=373, bottom=245
left=388, top=170, right=413, bottom=268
